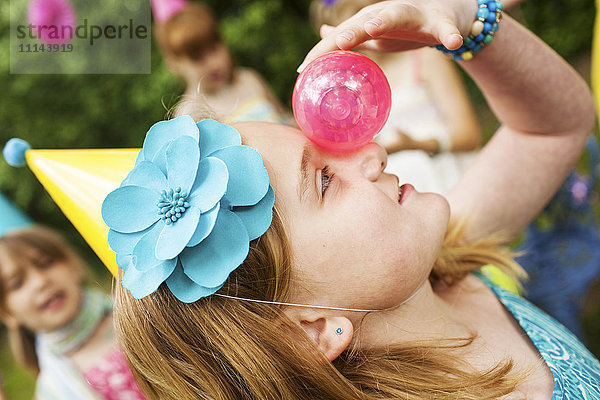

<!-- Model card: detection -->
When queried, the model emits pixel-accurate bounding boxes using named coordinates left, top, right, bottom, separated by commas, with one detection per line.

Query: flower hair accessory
left=101, top=116, right=274, bottom=303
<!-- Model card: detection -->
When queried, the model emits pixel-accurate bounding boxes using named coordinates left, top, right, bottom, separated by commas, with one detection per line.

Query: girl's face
left=0, top=249, right=82, bottom=333
left=176, top=42, right=233, bottom=93
left=236, top=122, right=450, bottom=311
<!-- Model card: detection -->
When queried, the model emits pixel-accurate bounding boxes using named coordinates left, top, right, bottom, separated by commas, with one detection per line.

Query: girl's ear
left=287, top=310, right=354, bottom=361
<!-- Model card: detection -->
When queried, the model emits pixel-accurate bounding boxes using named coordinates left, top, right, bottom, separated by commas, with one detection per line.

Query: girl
left=311, top=0, right=481, bottom=194
left=154, top=1, right=294, bottom=125
left=0, top=226, right=144, bottom=399
left=100, top=0, right=597, bottom=398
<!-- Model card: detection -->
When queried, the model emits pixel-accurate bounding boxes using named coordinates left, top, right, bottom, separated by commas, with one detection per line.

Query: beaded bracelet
left=435, top=0, right=503, bottom=61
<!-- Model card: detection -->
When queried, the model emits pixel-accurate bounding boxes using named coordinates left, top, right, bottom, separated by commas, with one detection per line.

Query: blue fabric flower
left=102, top=116, right=274, bottom=302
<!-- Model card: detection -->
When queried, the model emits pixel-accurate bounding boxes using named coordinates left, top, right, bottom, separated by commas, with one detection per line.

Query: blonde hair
left=0, top=226, right=86, bottom=373
left=154, top=2, right=221, bottom=61
left=115, top=204, right=527, bottom=399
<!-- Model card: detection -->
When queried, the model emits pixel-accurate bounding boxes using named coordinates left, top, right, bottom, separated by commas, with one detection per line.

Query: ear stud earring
left=335, top=327, right=343, bottom=335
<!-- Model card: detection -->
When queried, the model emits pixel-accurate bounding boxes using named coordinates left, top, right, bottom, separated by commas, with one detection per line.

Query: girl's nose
left=29, top=268, right=50, bottom=290
left=359, top=143, right=387, bottom=181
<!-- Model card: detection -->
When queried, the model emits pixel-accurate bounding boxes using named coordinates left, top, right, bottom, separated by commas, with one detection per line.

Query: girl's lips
left=211, top=71, right=226, bottom=82
left=398, top=183, right=414, bottom=205
left=40, top=291, right=66, bottom=312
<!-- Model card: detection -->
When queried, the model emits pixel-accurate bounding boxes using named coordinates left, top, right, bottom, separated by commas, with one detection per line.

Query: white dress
left=375, top=61, right=477, bottom=195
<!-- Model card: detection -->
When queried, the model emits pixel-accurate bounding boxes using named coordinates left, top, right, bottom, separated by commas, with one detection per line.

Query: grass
left=0, top=336, right=34, bottom=400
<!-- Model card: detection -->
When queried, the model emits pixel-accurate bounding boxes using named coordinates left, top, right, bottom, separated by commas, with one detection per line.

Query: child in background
left=311, top=0, right=481, bottom=194
left=515, top=138, right=600, bottom=340
left=0, top=221, right=145, bottom=399
left=153, top=0, right=294, bottom=125
left=508, top=0, right=600, bottom=339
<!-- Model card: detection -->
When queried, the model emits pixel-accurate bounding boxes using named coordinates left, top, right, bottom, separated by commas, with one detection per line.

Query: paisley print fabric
left=479, top=273, right=600, bottom=399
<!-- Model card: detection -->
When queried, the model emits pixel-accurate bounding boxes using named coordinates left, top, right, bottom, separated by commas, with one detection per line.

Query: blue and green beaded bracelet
left=435, top=0, right=503, bottom=61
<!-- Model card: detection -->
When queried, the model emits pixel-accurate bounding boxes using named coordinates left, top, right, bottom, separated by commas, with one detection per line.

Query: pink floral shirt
left=83, top=348, right=145, bottom=400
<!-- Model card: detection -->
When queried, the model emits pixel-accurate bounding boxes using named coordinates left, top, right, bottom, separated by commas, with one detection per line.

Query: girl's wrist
left=436, top=0, right=504, bottom=61
left=456, top=0, right=485, bottom=38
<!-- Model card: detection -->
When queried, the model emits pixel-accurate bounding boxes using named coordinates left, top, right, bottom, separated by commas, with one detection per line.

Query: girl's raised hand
left=298, top=0, right=476, bottom=72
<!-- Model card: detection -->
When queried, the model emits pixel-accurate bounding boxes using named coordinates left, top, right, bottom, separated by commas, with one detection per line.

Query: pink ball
left=293, top=51, right=391, bottom=151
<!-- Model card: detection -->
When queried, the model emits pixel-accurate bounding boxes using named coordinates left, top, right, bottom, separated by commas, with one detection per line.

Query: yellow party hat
left=24, top=148, right=139, bottom=276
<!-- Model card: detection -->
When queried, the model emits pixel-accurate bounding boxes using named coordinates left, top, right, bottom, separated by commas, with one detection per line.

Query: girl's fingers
left=298, top=8, right=380, bottom=71
left=335, top=5, right=427, bottom=50
left=298, top=37, right=336, bottom=72
left=355, top=38, right=430, bottom=52
left=366, top=7, right=462, bottom=49
left=298, top=2, right=464, bottom=72
left=432, top=18, right=463, bottom=50
left=319, top=24, right=335, bottom=38
left=363, top=4, right=425, bottom=38
left=298, top=32, right=340, bottom=72
left=335, top=25, right=372, bottom=50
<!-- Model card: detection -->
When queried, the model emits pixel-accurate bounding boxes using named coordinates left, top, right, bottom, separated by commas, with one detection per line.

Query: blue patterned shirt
left=479, top=274, right=600, bottom=399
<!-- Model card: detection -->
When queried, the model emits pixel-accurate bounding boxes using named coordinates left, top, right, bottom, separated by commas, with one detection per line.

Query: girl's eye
left=36, top=256, right=54, bottom=269
left=321, top=166, right=335, bottom=197
left=7, top=277, right=23, bottom=291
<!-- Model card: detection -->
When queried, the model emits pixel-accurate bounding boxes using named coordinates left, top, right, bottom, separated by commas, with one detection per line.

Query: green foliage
left=1, top=4, right=179, bottom=271
left=206, top=0, right=318, bottom=106
left=0, top=0, right=319, bottom=274
left=0, top=331, right=35, bottom=400
left=520, top=0, right=594, bottom=60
